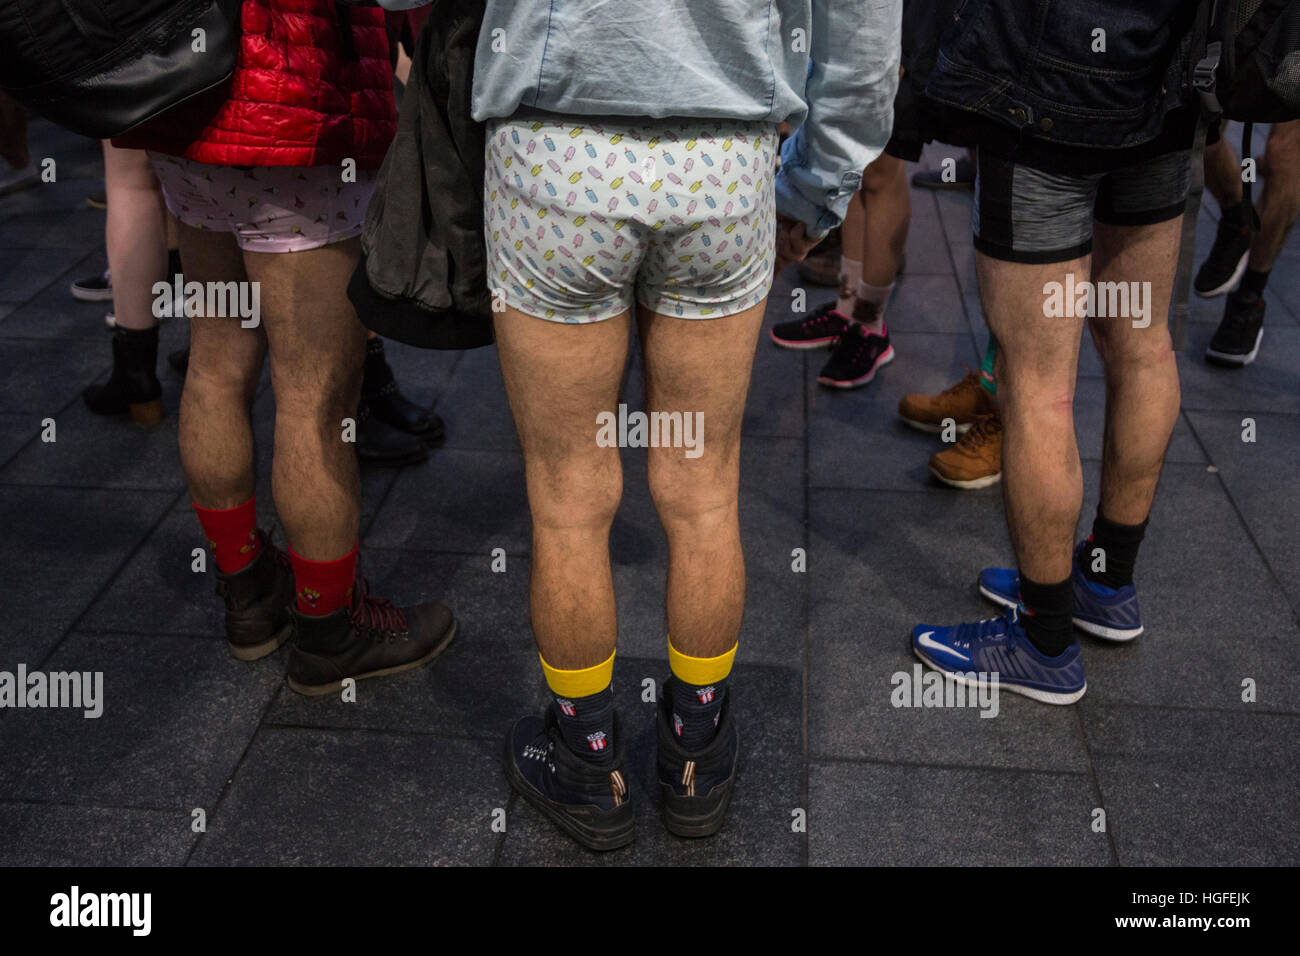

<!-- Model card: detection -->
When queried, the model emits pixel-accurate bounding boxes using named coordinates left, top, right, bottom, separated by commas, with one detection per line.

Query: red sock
left=289, top=544, right=358, bottom=616
left=194, top=497, right=262, bottom=574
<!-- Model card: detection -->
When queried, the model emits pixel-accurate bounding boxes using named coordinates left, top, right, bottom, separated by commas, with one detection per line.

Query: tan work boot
left=898, top=369, right=996, bottom=434
left=928, top=409, right=1002, bottom=489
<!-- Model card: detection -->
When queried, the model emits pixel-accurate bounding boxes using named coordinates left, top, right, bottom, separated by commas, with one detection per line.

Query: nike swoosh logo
left=917, top=630, right=971, bottom=663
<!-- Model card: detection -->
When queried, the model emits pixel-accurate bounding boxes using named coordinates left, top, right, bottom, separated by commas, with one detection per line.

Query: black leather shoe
left=356, top=399, right=429, bottom=467
left=83, top=326, right=163, bottom=424
left=362, top=337, right=445, bottom=442
left=214, top=531, right=295, bottom=661
left=287, top=578, right=456, bottom=695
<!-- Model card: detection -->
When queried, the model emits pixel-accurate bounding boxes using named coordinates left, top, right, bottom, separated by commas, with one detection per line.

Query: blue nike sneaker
left=911, top=606, right=1087, bottom=705
left=978, top=541, right=1143, bottom=641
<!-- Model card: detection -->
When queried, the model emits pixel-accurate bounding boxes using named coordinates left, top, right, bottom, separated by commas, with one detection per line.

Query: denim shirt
left=465, top=0, right=901, bottom=237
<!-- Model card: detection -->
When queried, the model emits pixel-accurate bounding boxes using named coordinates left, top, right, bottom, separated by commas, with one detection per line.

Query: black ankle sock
left=551, top=686, right=615, bottom=762
left=1220, top=199, right=1247, bottom=227
left=669, top=676, right=728, bottom=751
left=1239, top=267, right=1270, bottom=298
left=1082, top=508, right=1148, bottom=590
left=1019, top=575, right=1074, bottom=657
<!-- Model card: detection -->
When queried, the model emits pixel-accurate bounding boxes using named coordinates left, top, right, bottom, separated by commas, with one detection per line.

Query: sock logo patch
left=673, top=713, right=684, bottom=737
left=556, top=698, right=576, bottom=717
left=586, top=730, right=608, bottom=752
left=695, top=685, right=716, bottom=704
left=297, top=586, right=321, bottom=610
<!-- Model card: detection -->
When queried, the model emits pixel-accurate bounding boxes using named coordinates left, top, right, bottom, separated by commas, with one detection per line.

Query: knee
left=860, top=153, right=903, bottom=195
left=648, top=446, right=738, bottom=526
left=1089, top=319, right=1175, bottom=371
left=527, top=450, right=622, bottom=532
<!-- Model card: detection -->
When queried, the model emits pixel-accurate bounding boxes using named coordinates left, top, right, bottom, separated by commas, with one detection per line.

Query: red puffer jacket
left=116, top=0, right=396, bottom=168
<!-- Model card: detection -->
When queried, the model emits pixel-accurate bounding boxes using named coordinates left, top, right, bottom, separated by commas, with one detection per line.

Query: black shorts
left=972, top=149, right=1192, bottom=264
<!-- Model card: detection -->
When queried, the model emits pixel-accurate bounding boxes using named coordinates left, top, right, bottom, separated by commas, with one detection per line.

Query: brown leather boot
left=214, top=531, right=295, bottom=661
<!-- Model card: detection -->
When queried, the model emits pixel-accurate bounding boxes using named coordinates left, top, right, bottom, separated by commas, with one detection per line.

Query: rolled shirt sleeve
left=776, top=0, right=902, bottom=238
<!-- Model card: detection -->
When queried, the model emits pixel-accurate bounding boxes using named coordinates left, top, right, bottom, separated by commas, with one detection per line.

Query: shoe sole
left=817, top=345, right=895, bottom=389
left=502, top=737, right=635, bottom=851
left=1205, top=328, right=1262, bottom=368
left=929, top=465, right=1001, bottom=489
left=287, top=618, right=457, bottom=696
left=913, top=644, right=1086, bottom=705
left=1194, top=250, right=1249, bottom=298
left=978, top=584, right=1143, bottom=642
left=71, top=285, right=114, bottom=303
left=661, top=754, right=739, bottom=839
left=769, top=330, right=841, bottom=350
left=229, top=621, right=293, bottom=662
left=899, top=416, right=974, bottom=436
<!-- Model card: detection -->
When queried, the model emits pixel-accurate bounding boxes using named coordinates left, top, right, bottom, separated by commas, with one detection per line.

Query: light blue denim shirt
left=465, top=0, right=901, bottom=237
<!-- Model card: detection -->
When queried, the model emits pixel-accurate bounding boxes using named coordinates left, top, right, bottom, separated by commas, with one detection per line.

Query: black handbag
left=0, top=0, right=242, bottom=139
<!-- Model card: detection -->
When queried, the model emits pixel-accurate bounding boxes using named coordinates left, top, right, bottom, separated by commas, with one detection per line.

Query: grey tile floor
left=0, top=121, right=1296, bottom=866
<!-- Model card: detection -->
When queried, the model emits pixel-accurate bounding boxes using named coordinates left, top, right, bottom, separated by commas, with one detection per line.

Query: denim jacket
left=467, top=0, right=901, bottom=237
left=924, top=0, right=1198, bottom=150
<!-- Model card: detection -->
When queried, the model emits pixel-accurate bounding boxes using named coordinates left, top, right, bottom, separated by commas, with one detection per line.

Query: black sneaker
left=1205, top=291, right=1265, bottom=367
left=504, top=709, right=634, bottom=851
left=287, top=579, right=456, bottom=695
left=71, top=270, right=113, bottom=302
left=657, top=677, right=739, bottom=838
left=817, top=321, right=894, bottom=388
left=214, top=532, right=295, bottom=661
left=770, top=301, right=850, bottom=350
left=1194, top=215, right=1251, bottom=297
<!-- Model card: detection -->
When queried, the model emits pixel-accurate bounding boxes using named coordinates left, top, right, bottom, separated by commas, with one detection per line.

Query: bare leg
left=978, top=251, right=1089, bottom=583
left=1249, top=119, right=1300, bottom=271
left=639, top=299, right=765, bottom=658
left=1089, top=218, right=1183, bottom=526
left=858, top=152, right=909, bottom=287
left=102, top=143, right=168, bottom=332
left=175, top=225, right=263, bottom=508
left=243, top=238, right=367, bottom=561
left=494, top=308, right=629, bottom=669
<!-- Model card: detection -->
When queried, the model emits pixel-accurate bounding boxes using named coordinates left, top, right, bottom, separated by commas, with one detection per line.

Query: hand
left=774, top=215, right=823, bottom=275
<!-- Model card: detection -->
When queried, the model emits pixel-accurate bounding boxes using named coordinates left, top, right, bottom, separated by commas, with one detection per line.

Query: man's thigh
left=243, top=238, right=366, bottom=408
left=175, top=223, right=265, bottom=388
left=638, top=298, right=765, bottom=489
left=493, top=306, right=630, bottom=511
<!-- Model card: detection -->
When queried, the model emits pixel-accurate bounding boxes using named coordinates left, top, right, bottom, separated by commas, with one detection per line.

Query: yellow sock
left=539, top=649, right=615, bottom=699
left=667, top=638, right=737, bottom=686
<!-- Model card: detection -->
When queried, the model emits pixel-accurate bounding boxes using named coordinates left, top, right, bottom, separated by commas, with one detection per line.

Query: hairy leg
left=494, top=307, right=630, bottom=669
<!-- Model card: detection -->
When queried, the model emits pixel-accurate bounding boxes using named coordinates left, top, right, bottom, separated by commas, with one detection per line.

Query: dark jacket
left=347, top=0, right=492, bottom=350
left=924, top=0, right=1200, bottom=152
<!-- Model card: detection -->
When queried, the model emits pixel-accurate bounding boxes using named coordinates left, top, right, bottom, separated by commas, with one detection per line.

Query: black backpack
left=0, top=0, right=242, bottom=139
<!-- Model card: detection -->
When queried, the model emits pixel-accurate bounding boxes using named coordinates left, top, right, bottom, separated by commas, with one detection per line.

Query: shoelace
left=954, top=606, right=1020, bottom=651
left=956, top=411, right=1001, bottom=450
left=800, top=303, right=839, bottom=330
left=349, top=578, right=408, bottom=637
